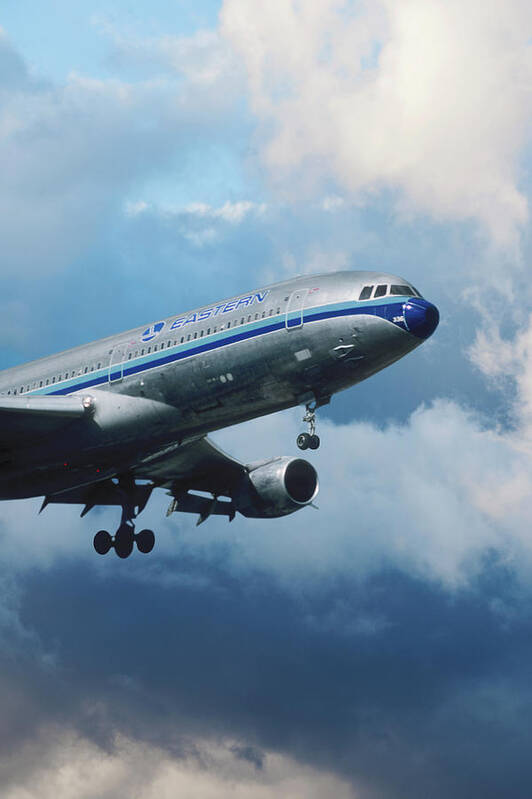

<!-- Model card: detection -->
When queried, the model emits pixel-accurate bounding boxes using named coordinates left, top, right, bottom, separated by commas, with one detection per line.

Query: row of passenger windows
left=358, top=283, right=420, bottom=301
left=6, top=305, right=286, bottom=394
left=127, top=307, right=283, bottom=358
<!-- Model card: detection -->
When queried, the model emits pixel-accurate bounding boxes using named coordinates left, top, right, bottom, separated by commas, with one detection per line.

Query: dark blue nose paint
left=403, top=298, right=439, bottom=339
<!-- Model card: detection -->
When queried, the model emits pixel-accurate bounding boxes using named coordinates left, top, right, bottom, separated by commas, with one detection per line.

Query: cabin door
left=108, top=344, right=125, bottom=383
left=285, top=289, right=307, bottom=329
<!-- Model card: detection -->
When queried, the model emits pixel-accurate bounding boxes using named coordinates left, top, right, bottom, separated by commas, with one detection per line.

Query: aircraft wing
left=42, top=436, right=247, bottom=523
left=133, top=436, right=247, bottom=494
left=0, top=394, right=93, bottom=445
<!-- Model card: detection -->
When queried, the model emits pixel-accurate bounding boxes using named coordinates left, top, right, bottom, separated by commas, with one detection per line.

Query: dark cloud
left=0, top=550, right=530, bottom=798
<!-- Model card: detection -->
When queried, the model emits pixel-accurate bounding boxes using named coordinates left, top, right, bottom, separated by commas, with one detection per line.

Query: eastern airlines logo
left=140, top=291, right=270, bottom=343
left=141, top=321, right=165, bottom=342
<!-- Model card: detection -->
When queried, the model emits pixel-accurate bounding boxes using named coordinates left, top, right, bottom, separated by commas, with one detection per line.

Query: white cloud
left=221, top=0, right=532, bottom=248
left=184, top=200, right=268, bottom=224
left=205, top=398, right=532, bottom=591
left=0, top=31, right=239, bottom=276
left=470, top=311, right=532, bottom=447
left=1, top=731, right=356, bottom=799
left=321, top=195, right=345, bottom=212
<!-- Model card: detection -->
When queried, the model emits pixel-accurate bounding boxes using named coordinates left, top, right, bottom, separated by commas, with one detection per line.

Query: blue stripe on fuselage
left=29, top=297, right=412, bottom=397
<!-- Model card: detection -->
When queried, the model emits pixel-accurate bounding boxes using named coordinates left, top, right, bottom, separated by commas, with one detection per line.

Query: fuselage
left=0, top=271, right=439, bottom=499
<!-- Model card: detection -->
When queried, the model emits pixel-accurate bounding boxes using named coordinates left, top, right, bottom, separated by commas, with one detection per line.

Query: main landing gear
left=297, top=403, right=320, bottom=451
left=92, top=476, right=155, bottom=558
left=93, top=525, right=155, bottom=558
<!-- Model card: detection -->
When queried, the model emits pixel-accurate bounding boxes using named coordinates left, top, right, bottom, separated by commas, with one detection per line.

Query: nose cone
left=404, top=298, right=439, bottom=340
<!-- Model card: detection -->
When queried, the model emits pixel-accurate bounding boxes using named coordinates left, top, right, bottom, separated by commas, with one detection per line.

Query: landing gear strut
left=297, top=403, right=320, bottom=451
left=92, top=477, right=156, bottom=558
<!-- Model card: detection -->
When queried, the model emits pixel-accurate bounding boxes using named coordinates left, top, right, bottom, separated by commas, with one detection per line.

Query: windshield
left=359, top=283, right=422, bottom=300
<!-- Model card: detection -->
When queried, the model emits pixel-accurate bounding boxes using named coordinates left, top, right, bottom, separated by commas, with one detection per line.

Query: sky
left=0, top=1, right=531, bottom=797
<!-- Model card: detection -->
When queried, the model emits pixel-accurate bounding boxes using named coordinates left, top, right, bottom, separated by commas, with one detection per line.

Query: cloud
left=221, top=0, right=532, bottom=248
left=0, top=31, right=240, bottom=277
left=470, top=312, right=532, bottom=444
left=0, top=731, right=355, bottom=799
left=2, top=552, right=532, bottom=799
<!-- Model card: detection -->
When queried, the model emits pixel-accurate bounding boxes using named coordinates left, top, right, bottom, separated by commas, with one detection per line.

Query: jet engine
left=237, top=456, right=319, bottom=518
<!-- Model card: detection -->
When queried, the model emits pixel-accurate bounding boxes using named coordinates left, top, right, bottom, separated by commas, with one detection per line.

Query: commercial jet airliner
left=0, top=271, right=438, bottom=557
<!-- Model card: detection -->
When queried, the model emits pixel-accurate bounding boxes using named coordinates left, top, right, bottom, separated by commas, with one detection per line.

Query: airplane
left=0, top=271, right=439, bottom=558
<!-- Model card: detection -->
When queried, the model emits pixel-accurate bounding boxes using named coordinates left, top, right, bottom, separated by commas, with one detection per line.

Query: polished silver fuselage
left=0, top=271, right=423, bottom=498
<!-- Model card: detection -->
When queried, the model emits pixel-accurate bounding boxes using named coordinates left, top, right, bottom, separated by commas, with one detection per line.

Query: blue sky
left=0, top=2, right=531, bottom=797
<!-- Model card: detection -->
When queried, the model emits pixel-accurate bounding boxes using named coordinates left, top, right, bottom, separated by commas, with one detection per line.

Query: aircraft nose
left=403, top=298, right=439, bottom=340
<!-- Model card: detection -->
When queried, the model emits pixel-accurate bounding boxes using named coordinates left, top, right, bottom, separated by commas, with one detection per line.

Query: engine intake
left=237, top=456, right=319, bottom=518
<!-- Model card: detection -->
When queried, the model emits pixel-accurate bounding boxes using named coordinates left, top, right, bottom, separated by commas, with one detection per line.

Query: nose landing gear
left=297, top=403, right=321, bottom=450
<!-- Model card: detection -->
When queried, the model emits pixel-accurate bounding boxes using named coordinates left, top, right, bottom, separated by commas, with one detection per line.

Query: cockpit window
left=374, top=284, right=387, bottom=298
left=359, top=285, right=374, bottom=300
left=390, top=284, right=415, bottom=296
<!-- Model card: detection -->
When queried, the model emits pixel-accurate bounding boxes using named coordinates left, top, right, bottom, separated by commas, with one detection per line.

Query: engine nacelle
left=237, top=456, right=319, bottom=518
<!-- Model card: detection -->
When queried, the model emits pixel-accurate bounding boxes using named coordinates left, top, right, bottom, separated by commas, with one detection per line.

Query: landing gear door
left=286, top=289, right=307, bottom=329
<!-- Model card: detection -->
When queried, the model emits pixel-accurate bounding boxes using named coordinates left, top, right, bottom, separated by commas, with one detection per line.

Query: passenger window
left=207, top=328, right=210, bottom=335
left=227, top=322, right=231, bottom=328
left=240, top=317, right=244, bottom=324
left=359, top=285, right=373, bottom=300
left=84, top=367, right=88, bottom=374
left=247, top=315, right=251, bottom=322
left=14, top=389, right=17, bottom=395
left=40, top=381, right=43, bottom=387
left=374, top=284, right=387, bottom=298
left=187, top=334, right=191, bottom=341
left=255, top=313, right=259, bottom=320
left=180, top=336, right=184, bottom=343
left=194, top=332, right=198, bottom=339
left=154, top=345, right=158, bottom=352
left=147, top=347, right=151, bottom=353
left=46, top=380, right=49, bottom=386
left=269, top=309, right=273, bottom=316
left=141, top=349, right=145, bottom=355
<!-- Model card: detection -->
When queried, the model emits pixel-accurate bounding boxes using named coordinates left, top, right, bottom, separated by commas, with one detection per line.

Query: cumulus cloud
left=0, top=30, right=239, bottom=276
left=206, top=399, right=531, bottom=589
left=0, top=731, right=355, bottom=799
left=470, top=312, right=532, bottom=445
left=221, top=0, right=532, bottom=248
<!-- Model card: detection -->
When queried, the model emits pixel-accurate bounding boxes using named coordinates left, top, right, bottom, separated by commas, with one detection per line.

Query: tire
left=297, top=433, right=310, bottom=450
left=136, top=529, right=155, bottom=554
left=114, top=524, right=134, bottom=559
left=93, top=530, right=112, bottom=555
left=308, top=434, right=320, bottom=450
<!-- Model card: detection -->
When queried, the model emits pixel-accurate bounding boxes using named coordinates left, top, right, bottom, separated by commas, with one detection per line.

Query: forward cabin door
left=285, top=289, right=307, bottom=329
left=108, top=344, right=125, bottom=383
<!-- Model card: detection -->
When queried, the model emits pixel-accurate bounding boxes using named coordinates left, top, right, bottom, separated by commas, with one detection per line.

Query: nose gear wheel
left=297, top=403, right=321, bottom=450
